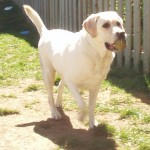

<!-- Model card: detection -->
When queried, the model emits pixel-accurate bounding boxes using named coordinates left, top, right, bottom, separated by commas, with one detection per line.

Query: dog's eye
left=116, top=21, right=121, bottom=27
left=103, top=22, right=110, bottom=28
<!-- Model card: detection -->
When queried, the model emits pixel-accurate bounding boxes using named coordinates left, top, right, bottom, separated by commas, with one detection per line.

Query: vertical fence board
left=133, top=0, right=141, bottom=73
left=64, top=0, right=68, bottom=30
left=143, top=0, right=150, bottom=74
left=82, top=0, right=87, bottom=20
left=116, top=0, right=124, bottom=67
left=124, top=0, right=132, bottom=68
left=98, top=0, right=104, bottom=11
left=59, top=0, right=62, bottom=29
left=68, top=0, right=73, bottom=31
left=73, top=0, right=77, bottom=31
left=104, top=0, right=109, bottom=11
left=62, top=0, right=66, bottom=29
left=110, top=0, right=116, bottom=11
left=92, top=0, right=97, bottom=13
left=50, top=0, right=54, bottom=28
left=78, top=0, right=82, bottom=30
left=87, top=0, right=92, bottom=15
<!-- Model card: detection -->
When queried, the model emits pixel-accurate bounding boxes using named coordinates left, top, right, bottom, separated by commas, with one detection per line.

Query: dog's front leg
left=89, top=88, right=100, bottom=129
left=65, top=81, right=87, bottom=121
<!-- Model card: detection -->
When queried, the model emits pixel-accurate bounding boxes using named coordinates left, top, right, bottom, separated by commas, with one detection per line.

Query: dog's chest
left=77, top=52, right=114, bottom=89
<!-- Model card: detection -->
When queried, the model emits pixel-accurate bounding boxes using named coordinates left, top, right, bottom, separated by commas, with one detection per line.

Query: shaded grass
left=108, top=67, right=150, bottom=93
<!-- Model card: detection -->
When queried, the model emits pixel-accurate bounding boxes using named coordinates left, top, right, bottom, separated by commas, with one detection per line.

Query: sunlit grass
left=23, top=84, right=44, bottom=92
left=0, top=33, right=41, bottom=87
left=0, top=108, right=19, bottom=116
left=24, top=100, right=40, bottom=109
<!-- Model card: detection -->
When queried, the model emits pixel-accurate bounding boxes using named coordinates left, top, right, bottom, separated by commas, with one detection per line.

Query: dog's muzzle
left=105, top=31, right=126, bottom=52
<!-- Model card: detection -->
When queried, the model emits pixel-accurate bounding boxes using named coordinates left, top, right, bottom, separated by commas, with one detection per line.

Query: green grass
left=0, top=33, right=150, bottom=150
left=24, top=100, right=40, bottom=109
left=120, top=108, right=140, bottom=119
left=0, top=108, right=19, bottom=116
left=1, top=93, right=17, bottom=99
left=0, top=33, right=41, bottom=87
left=23, top=84, right=44, bottom=92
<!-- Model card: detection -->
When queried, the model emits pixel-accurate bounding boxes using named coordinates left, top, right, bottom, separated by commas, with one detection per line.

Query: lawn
left=0, top=32, right=149, bottom=150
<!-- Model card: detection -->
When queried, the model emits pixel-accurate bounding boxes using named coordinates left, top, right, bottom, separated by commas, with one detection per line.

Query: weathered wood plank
left=65, top=0, right=69, bottom=30
left=73, top=0, right=77, bottom=32
left=92, top=0, right=97, bottom=13
left=78, top=0, right=82, bottom=30
left=124, top=0, right=132, bottom=68
left=68, top=0, right=73, bottom=31
left=143, top=0, right=150, bottom=74
left=82, top=0, right=87, bottom=20
left=116, top=0, right=124, bottom=67
left=110, top=0, right=116, bottom=11
left=133, top=0, right=141, bottom=73
left=98, top=0, right=104, bottom=12
left=104, top=0, right=109, bottom=11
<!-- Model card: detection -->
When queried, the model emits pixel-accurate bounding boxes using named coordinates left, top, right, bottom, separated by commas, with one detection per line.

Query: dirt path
left=1, top=79, right=149, bottom=150
left=0, top=80, right=117, bottom=150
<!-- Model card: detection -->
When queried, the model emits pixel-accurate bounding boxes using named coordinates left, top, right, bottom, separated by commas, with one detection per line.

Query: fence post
left=143, top=0, right=150, bottom=74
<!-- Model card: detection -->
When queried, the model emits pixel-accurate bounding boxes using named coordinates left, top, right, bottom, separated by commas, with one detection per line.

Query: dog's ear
left=82, top=14, right=99, bottom=38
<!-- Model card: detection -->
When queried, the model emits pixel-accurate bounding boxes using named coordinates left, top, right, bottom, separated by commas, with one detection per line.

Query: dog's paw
left=89, top=120, right=99, bottom=129
left=51, top=109, right=62, bottom=120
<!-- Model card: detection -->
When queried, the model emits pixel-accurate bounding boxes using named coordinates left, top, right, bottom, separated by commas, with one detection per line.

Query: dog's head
left=83, top=11, right=126, bottom=52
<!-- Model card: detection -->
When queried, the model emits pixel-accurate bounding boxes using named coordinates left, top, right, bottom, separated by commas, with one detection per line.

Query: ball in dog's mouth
left=105, top=39, right=126, bottom=52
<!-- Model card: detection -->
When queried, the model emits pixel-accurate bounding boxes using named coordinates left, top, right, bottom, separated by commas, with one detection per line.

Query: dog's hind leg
left=55, top=80, right=65, bottom=107
left=43, top=68, right=62, bottom=119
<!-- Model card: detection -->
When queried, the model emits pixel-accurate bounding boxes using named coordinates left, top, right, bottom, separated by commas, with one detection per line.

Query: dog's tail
left=23, top=5, right=47, bottom=36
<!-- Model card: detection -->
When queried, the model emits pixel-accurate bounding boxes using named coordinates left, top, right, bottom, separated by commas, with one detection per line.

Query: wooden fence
left=12, top=0, right=150, bottom=74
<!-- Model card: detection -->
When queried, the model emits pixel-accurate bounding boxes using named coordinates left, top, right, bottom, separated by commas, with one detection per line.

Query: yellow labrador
left=24, top=5, right=126, bottom=128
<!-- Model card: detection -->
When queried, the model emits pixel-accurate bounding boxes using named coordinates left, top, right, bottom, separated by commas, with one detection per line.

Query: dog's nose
left=116, top=31, right=125, bottom=40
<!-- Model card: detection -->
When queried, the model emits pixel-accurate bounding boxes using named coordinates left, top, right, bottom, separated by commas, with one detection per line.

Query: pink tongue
left=109, top=43, right=115, bottom=50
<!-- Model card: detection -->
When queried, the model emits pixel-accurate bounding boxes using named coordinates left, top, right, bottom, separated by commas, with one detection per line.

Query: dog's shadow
left=16, top=109, right=117, bottom=150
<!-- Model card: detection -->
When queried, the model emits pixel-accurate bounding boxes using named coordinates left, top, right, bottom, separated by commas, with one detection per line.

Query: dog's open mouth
left=105, top=42, right=116, bottom=51
left=105, top=40, right=126, bottom=51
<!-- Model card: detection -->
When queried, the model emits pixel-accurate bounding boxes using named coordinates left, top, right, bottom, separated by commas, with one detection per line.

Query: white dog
left=24, top=5, right=126, bottom=128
